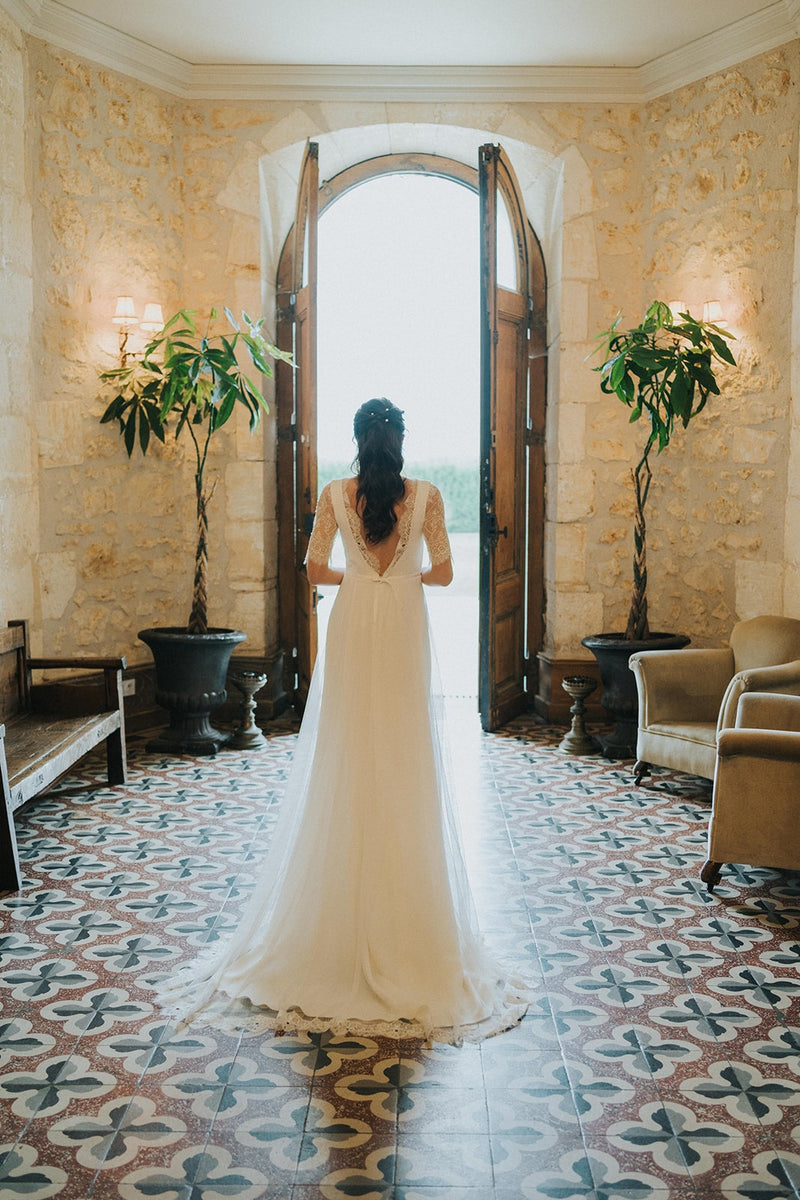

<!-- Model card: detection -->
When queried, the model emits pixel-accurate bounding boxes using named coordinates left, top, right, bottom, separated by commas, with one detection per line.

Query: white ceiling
left=4, top=0, right=800, bottom=100
left=33, top=0, right=785, bottom=67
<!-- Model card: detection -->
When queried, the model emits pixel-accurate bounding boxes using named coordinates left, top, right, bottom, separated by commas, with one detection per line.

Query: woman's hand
left=421, top=559, right=453, bottom=587
left=306, top=562, right=344, bottom=586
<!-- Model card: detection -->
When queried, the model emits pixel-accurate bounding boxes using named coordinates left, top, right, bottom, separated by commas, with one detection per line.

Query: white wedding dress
left=160, top=478, right=528, bottom=1042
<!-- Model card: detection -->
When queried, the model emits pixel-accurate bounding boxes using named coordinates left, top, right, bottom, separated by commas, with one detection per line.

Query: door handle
left=486, top=512, right=508, bottom=545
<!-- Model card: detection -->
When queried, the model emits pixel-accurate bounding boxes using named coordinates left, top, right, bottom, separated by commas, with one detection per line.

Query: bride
left=162, top=398, right=528, bottom=1043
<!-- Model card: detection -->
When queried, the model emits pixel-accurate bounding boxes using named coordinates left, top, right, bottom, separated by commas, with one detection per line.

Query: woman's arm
left=421, top=559, right=453, bottom=587
left=305, top=484, right=343, bottom=586
left=307, top=561, right=344, bottom=586
left=421, top=484, right=454, bottom=587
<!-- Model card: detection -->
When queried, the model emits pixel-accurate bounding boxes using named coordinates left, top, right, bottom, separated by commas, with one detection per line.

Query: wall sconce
left=140, top=303, right=164, bottom=334
left=666, top=300, right=725, bottom=324
left=111, top=296, right=163, bottom=366
left=703, top=300, right=724, bottom=324
left=112, top=295, right=137, bottom=367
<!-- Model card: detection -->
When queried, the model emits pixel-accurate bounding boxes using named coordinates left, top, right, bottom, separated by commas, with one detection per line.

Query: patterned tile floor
left=1, top=703, right=800, bottom=1199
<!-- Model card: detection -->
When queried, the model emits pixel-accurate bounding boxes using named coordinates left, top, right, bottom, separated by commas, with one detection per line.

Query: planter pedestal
left=581, top=632, right=690, bottom=759
left=139, top=627, right=247, bottom=756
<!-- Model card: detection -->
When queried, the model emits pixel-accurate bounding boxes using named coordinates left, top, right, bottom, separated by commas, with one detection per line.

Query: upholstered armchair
left=701, top=691, right=800, bottom=891
left=629, top=615, right=800, bottom=784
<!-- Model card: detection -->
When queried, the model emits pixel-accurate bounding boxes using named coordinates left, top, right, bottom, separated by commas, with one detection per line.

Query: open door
left=478, top=144, right=531, bottom=731
left=276, top=141, right=319, bottom=709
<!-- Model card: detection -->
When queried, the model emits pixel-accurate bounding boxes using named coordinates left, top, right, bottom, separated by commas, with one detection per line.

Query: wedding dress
left=159, top=478, right=528, bottom=1043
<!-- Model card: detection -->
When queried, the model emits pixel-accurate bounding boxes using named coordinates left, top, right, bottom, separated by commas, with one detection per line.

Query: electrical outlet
left=122, top=678, right=136, bottom=697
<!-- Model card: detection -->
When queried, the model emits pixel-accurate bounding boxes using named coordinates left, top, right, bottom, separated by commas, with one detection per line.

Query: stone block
left=562, top=216, right=599, bottom=280
left=226, top=460, right=265, bottom=523
left=735, top=559, right=784, bottom=619
left=37, top=401, right=86, bottom=468
left=0, top=414, right=33, bottom=480
left=553, top=523, right=587, bottom=586
left=39, top=551, right=76, bottom=620
left=553, top=464, right=595, bottom=523
left=560, top=280, right=589, bottom=342
left=556, top=403, right=586, bottom=464
left=732, top=427, right=777, bottom=464
left=216, top=140, right=262, bottom=219
left=225, top=519, right=265, bottom=584
left=547, top=588, right=605, bottom=657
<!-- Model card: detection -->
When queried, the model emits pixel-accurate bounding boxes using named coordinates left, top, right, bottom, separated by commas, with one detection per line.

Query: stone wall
left=637, top=45, right=800, bottom=642
left=27, top=39, right=189, bottom=660
left=4, top=18, right=798, bottom=672
left=0, top=11, right=37, bottom=634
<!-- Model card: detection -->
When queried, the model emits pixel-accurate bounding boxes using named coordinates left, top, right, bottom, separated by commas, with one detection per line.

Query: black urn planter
left=139, top=627, right=247, bottom=756
left=581, top=632, right=690, bottom=759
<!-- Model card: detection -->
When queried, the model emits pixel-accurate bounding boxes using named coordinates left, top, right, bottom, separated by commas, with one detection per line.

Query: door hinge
left=526, top=428, right=545, bottom=446
left=277, top=422, right=297, bottom=442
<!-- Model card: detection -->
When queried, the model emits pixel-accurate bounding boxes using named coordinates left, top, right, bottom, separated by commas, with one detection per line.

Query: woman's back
left=310, top=477, right=451, bottom=581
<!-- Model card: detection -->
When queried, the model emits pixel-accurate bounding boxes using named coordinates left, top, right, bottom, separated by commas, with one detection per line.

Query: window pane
left=497, top=192, right=517, bottom=290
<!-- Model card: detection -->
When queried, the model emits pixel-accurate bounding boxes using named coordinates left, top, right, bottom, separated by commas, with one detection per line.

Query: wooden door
left=276, top=141, right=319, bottom=709
left=478, top=144, right=530, bottom=731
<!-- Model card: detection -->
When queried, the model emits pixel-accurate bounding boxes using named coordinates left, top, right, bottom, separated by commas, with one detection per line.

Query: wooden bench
left=0, top=620, right=128, bottom=893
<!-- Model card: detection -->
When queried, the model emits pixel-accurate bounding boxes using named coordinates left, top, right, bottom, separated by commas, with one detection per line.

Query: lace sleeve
left=423, top=484, right=452, bottom=567
left=306, top=483, right=338, bottom=566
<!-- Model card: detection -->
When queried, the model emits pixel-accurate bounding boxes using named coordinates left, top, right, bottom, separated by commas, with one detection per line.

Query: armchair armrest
left=717, top=726, right=800, bottom=763
left=718, top=659, right=800, bottom=733
left=630, top=648, right=733, bottom=727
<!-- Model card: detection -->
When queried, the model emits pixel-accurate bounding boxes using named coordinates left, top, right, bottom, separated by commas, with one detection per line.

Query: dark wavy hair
left=352, top=398, right=406, bottom=544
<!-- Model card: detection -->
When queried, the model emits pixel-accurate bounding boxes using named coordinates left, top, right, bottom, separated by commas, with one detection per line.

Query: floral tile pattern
left=1, top=705, right=799, bottom=1198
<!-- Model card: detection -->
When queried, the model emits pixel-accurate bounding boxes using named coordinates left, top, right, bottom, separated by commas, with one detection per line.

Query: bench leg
left=0, top=749, right=22, bottom=893
left=106, top=726, right=128, bottom=786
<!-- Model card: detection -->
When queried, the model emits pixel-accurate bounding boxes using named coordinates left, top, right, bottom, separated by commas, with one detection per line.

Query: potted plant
left=582, top=300, right=736, bottom=756
left=100, top=307, right=291, bottom=755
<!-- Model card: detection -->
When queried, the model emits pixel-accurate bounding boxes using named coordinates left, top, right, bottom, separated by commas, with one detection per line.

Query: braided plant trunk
left=188, top=476, right=210, bottom=635
left=626, top=454, right=652, bottom=641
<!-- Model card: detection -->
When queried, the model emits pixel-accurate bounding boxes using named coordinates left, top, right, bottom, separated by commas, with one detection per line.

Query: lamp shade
left=113, top=295, right=137, bottom=325
left=667, top=300, right=686, bottom=319
left=140, top=303, right=164, bottom=333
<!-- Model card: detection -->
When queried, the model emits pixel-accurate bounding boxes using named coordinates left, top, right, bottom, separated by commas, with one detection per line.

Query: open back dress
left=161, top=478, right=528, bottom=1042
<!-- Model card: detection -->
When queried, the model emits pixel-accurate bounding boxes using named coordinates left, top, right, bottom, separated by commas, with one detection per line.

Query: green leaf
left=707, top=332, right=736, bottom=364
left=138, top=411, right=150, bottom=454
left=123, top=410, right=137, bottom=456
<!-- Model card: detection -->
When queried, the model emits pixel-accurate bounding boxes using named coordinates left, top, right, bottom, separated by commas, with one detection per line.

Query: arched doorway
left=275, top=148, right=546, bottom=730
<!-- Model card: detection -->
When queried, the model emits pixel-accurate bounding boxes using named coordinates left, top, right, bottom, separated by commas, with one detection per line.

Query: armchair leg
left=634, top=760, right=651, bottom=786
left=701, top=859, right=723, bottom=892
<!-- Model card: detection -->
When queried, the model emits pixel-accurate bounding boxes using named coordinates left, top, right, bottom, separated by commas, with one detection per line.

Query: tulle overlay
left=155, top=479, right=531, bottom=1044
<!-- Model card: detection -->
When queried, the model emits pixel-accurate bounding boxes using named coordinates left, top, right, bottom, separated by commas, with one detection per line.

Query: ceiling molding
left=2, top=0, right=799, bottom=104
left=640, top=0, right=800, bottom=100
left=184, top=64, right=644, bottom=104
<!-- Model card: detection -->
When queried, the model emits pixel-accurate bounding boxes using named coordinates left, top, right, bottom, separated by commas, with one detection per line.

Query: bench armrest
left=718, top=658, right=800, bottom=732
left=28, top=657, right=127, bottom=670
left=630, top=648, right=733, bottom=727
